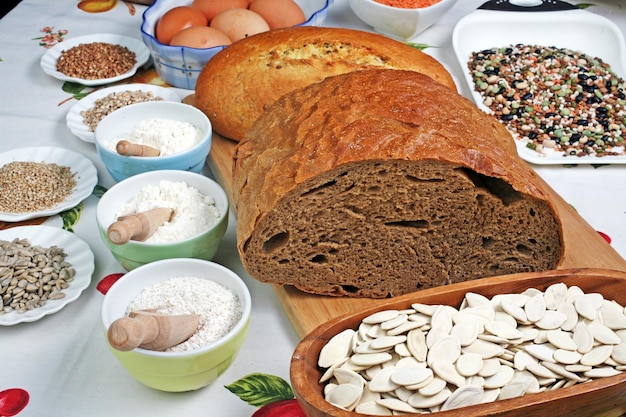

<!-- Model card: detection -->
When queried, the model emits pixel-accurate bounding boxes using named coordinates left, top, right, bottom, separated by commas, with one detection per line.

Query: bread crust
left=194, top=26, right=456, bottom=141
left=233, top=69, right=565, bottom=298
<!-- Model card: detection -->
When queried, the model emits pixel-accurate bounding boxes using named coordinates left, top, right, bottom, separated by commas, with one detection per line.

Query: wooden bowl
left=290, top=268, right=626, bottom=417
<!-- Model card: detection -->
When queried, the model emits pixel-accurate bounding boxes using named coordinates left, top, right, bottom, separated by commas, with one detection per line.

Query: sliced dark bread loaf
left=232, top=69, right=564, bottom=298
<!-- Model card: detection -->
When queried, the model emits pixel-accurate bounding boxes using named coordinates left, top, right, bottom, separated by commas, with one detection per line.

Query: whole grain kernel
left=56, top=42, right=136, bottom=80
left=0, top=161, right=76, bottom=213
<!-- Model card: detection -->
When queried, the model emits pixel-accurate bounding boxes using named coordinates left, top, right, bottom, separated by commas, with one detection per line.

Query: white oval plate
left=0, top=147, right=98, bottom=222
left=0, top=226, right=95, bottom=326
left=40, top=33, right=150, bottom=87
left=67, top=84, right=182, bottom=143
left=452, top=7, right=626, bottom=164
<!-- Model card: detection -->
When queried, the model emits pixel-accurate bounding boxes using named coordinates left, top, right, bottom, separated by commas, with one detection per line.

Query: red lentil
left=373, top=0, right=441, bottom=8
left=80, top=90, right=164, bottom=132
left=468, top=44, right=626, bottom=157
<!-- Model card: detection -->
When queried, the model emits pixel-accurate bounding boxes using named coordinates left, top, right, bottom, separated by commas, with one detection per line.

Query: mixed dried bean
left=468, top=44, right=626, bottom=157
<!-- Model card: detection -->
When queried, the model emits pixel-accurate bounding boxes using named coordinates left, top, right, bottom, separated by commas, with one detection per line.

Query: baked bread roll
left=233, top=69, right=564, bottom=298
left=194, top=26, right=456, bottom=142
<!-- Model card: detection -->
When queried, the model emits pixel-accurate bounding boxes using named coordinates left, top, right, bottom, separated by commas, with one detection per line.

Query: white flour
left=109, top=118, right=202, bottom=155
left=115, top=180, right=221, bottom=243
left=127, top=276, right=242, bottom=352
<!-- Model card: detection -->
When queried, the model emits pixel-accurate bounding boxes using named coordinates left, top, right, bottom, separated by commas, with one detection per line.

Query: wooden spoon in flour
left=107, top=207, right=173, bottom=245
left=107, top=310, right=200, bottom=351
left=116, top=140, right=161, bottom=157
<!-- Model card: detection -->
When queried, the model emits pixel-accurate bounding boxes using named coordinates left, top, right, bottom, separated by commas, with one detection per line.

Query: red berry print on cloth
left=226, top=373, right=306, bottom=417
left=251, top=399, right=305, bottom=417
left=33, top=27, right=68, bottom=48
left=97, top=273, right=125, bottom=295
left=0, top=388, right=29, bottom=417
left=598, top=231, right=612, bottom=244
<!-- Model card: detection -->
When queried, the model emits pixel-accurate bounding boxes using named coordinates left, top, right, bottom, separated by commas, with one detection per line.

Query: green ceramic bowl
left=96, top=170, right=228, bottom=271
left=101, top=258, right=251, bottom=392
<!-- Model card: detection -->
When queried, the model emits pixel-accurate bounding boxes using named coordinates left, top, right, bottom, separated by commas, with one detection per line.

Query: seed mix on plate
left=468, top=44, right=626, bottom=157
left=56, top=42, right=136, bottom=80
left=81, top=90, right=164, bottom=132
left=0, top=161, right=76, bottom=213
left=0, top=238, right=76, bottom=315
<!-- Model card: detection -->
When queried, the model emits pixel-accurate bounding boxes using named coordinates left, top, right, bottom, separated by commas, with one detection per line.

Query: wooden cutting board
left=207, top=133, right=626, bottom=339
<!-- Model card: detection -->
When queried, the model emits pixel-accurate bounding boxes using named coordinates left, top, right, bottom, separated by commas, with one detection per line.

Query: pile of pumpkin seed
left=1, top=238, right=75, bottom=315
left=318, top=283, right=626, bottom=414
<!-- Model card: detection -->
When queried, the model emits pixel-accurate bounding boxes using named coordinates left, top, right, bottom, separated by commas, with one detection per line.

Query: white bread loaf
left=232, top=69, right=564, bottom=298
left=194, top=26, right=456, bottom=142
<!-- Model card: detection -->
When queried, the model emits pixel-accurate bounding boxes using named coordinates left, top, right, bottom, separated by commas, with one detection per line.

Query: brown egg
left=156, top=6, right=208, bottom=45
left=248, top=0, right=306, bottom=29
left=210, top=9, right=270, bottom=42
left=191, top=0, right=248, bottom=21
left=169, top=26, right=232, bottom=48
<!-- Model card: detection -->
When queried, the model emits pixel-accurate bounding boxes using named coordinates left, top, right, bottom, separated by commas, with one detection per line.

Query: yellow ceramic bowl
left=101, top=258, right=251, bottom=392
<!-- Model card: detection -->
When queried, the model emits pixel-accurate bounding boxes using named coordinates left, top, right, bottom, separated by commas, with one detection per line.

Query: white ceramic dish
left=0, top=146, right=98, bottom=222
left=348, top=0, right=459, bottom=41
left=40, top=34, right=150, bottom=87
left=0, top=226, right=95, bottom=326
left=452, top=4, right=626, bottom=164
left=66, top=84, right=182, bottom=143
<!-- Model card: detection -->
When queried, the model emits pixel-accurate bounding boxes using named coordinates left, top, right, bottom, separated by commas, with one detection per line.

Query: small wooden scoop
left=107, top=310, right=200, bottom=351
left=116, top=140, right=161, bottom=157
left=107, top=207, right=173, bottom=245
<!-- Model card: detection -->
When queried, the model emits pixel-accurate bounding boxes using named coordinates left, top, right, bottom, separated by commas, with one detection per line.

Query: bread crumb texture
left=233, top=69, right=564, bottom=298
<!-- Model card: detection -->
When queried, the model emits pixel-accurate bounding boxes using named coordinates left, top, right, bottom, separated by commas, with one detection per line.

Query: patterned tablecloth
left=0, top=0, right=625, bottom=416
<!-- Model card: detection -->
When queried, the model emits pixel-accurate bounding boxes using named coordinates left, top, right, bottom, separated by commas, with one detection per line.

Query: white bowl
left=348, top=0, right=459, bottom=41
left=140, top=0, right=334, bottom=89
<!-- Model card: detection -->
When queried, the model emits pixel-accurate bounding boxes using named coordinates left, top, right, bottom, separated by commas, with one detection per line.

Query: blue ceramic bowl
left=94, top=101, right=212, bottom=182
left=140, top=0, right=335, bottom=89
